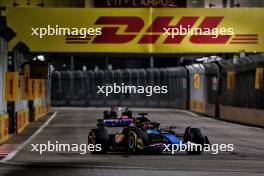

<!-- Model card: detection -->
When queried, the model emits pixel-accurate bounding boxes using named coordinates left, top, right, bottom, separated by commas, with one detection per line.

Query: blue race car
left=88, top=113, right=210, bottom=155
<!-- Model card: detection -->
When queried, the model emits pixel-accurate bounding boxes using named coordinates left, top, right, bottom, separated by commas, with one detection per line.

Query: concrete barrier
left=34, top=104, right=52, bottom=121
left=16, top=108, right=29, bottom=134
left=220, top=105, right=264, bottom=127
left=0, top=114, right=9, bottom=144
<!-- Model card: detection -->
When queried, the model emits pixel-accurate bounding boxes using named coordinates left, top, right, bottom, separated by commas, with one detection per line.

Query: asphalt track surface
left=0, top=107, right=263, bottom=176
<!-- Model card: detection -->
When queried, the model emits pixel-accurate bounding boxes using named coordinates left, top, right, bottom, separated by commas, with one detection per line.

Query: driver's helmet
left=143, top=122, right=154, bottom=129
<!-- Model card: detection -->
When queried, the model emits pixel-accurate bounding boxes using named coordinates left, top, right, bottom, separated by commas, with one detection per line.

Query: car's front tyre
left=184, top=127, right=205, bottom=155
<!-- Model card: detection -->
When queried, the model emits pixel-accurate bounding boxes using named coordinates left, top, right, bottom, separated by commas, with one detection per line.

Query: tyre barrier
left=51, top=67, right=189, bottom=109
left=218, top=55, right=264, bottom=127
left=51, top=55, right=264, bottom=127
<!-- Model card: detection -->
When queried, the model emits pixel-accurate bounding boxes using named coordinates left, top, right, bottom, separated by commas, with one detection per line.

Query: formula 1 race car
left=103, top=107, right=133, bottom=119
left=88, top=113, right=210, bottom=155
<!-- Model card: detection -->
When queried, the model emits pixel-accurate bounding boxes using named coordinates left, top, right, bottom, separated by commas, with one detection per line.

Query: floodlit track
left=0, top=108, right=263, bottom=176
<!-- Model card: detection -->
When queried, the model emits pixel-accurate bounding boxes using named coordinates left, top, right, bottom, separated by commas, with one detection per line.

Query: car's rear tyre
left=127, top=130, right=137, bottom=154
left=184, top=127, right=205, bottom=155
left=88, top=127, right=109, bottom=154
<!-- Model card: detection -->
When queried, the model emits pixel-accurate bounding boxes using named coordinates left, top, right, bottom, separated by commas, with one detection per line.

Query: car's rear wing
left=97, top=118, right=134, bottom=127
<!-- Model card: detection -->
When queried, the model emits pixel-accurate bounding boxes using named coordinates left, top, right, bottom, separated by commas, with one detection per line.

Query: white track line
left=1, top=111, right=58, bottom=162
